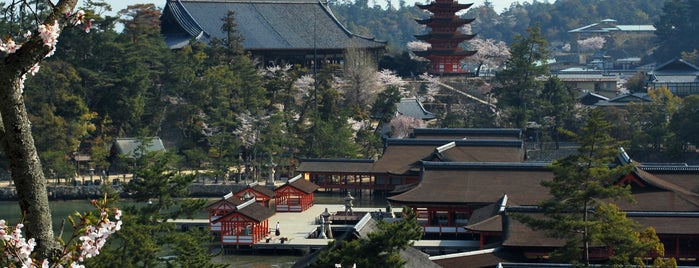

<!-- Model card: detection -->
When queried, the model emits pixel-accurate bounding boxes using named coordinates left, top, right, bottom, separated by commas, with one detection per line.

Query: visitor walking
left=275, top=221, right=280, bottom=236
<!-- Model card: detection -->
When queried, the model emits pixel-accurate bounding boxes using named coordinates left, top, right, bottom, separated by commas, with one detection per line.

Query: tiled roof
left=372, top=139, right=525, bottom=174
left=651, top=75, right=699, bottom=83
left=276, top=175, right=319, bottom=194
left=113, top=137, right=165, bottom=158
left=205, top=192, right=246, bottom=209
left=502, top=210, right=566, bottom=248
left=627, top=212, right=699, bottom=234
left=161, top=0, right=386, bottom=50
left=652, top=58, right=699, bottom=74
left=235, top=183, right=276, bottom=198
left=410, top=128, right=522, bottom=140
left=296, top=158, right=374, bottom=173
left=387, top=162, right=552, bottom=206
left=430, top=247, right=527, bottom=268
left=568, top=19, right=655, bottom=33
left=396, top=97, right=436, bottom=120
left=555, top=73, right=619, bottom=82
left=466, top=195, right=507, bottom=232
left=212, top=199, right=276, bottom=222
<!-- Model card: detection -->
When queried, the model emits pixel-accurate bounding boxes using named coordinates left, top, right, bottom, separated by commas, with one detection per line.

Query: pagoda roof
left=297, top=158, right=375, bottom=173
left=415, top=17, right=475, bottom=25
left=415, top=33, right=476, bottom=40
left=416, top=2, right=473, bottom=10
left=413, top=50, right=476, bottom=57
left=387, top=162, right=552, bottom=206
left=161, top=0, right=386, bottom=50
left=372, top=140, right=525, bottom=175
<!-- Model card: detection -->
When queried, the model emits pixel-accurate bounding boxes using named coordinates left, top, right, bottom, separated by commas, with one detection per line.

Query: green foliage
left=627, top=87, right=682, bottom=152
left=670, top=95, right=699, bottom=148
left=370, top=86, right=402, bottom=124
left=87, top=152, right=214, bottom=268
left=538, top=76, right=577, bottom=147
left=494, top=24, right=550, bottom=129
left=592, top=204, right=666, bottom=266
left=624, top=72, right=649, bottom=93
left=313, top=206, right=422, bottom=268
left=653, top=0, right=699, bottom=63
left=518, top=109, right=665, bottom=264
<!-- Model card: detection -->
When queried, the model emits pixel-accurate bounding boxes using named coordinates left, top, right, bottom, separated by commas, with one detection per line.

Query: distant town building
left=647, top=58, right=699, bottom=97
left=568, top=18, right=655, bottom=39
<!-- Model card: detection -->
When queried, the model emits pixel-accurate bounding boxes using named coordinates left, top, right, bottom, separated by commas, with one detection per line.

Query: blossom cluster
left=1, top=9, right=88, bottom=93
left=0, top=199, right=122, bottom=268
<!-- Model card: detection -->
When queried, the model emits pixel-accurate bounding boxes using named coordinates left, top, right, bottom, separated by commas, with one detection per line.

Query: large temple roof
left=372, top=139, right=525, bottom=175
left=161, top=0, right=386, bottom=50
left=387, top=162, right=552, bottom=206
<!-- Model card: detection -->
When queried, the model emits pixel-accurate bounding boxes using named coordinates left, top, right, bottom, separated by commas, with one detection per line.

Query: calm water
left=0, top=191, right=387, bottom=267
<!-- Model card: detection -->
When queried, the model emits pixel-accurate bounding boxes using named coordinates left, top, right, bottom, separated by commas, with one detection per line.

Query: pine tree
left=313, top=206, right=422, bottom=268
left=493, top=24, right=550, bottom=129
left=516, top=109, right=666, bottom=265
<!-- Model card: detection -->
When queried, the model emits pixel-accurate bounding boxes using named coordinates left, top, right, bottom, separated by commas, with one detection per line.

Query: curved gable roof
left=162, top=0, right=386, bottom=50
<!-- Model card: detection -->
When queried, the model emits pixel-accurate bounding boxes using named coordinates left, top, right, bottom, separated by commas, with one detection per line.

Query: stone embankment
left=0, top=183, right=254, bottom=201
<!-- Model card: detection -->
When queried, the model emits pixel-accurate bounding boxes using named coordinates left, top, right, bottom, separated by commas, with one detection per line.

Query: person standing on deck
left=275, top=221, right=281, bottom=236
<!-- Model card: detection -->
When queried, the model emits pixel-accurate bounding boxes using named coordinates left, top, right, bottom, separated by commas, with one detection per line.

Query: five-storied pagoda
left=413, top=0, right=476, bottom=75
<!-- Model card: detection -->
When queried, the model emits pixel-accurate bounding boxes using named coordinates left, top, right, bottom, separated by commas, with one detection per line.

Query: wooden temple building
left=297, top=158, right=377, bottom=192
left=233, top=181, right=276, bottom=208
left=160, top=0, right=386, bottom=68
left=387, top=161, right=551, bottom=236
left=373, top=138, right=525, bottom=194
left=295, top=128, right=526, bottom=194
left=389, top=155, right=699, bottom=266
left=274, top=175, right=320, bottom=212
left=205, top=193, right=276, bottom=245
left=413, top=0, right=476, bottom=75
left=288, top=127, right=699, bottom=266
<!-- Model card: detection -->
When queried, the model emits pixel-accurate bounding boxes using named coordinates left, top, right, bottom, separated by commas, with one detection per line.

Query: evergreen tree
left=493, top=24, right=550, bottom=129
left=627, top=87, right=681, bottom=152
left=538, top=76, right=576, bottom=149
left=86, top=150, right=217, bottom=268
left=313, top=206, right=422, bottom=268
left=669, top=95, right=699, bottom=148
left=516, top=109, right=666, bottom=265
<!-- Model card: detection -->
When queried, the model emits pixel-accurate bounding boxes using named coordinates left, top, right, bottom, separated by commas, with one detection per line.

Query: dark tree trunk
left=0, top=0, right=79, bottom=260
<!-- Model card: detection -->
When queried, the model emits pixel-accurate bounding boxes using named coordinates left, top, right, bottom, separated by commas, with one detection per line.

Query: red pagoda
left=414, top=0, right=476, bottom=75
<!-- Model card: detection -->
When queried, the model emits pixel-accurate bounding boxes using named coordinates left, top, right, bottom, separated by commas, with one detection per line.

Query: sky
left=82, top=0, right=554, bottom=16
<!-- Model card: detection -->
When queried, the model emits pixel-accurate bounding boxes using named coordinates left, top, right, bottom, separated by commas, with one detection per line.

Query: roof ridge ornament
left=288, top=174, right=302, bottom=184
left=435, top=141, right=456, bottom=153
left=236, top=198, right=256, bottom=211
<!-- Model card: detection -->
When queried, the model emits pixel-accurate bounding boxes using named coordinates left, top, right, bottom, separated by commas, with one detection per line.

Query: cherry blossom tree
left=577, top=36, right=606, bottom=52
left=463, top=38, right=510, bottom=76
left=0, top=0, right=88, bottom=261
left=389, top=115, right=426, bottom=138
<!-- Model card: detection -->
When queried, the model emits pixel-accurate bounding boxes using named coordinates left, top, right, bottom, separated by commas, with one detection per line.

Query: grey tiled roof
left=162, top=0, right=386, bottom=50
left=113, top=137, right=166, bottom=158
left=396, top=97, right=436, bottom=120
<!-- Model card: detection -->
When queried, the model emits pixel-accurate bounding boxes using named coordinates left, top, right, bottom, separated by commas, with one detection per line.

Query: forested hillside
left=329, top=0, right=662, bottom=52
